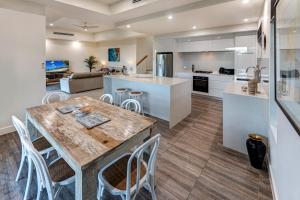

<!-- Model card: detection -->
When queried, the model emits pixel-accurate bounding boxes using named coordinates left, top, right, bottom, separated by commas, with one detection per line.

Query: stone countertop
left=104, top=74, right=191, bottom=86
left=194, top=71, right=234, bottom=76
left=175, top=71, right=234, bottom=77
left=224, top=82, right=269, bottom=100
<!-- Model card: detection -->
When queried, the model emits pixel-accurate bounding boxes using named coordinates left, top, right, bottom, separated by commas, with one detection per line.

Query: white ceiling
left=24, top=0, right=264, bottom=39
left=95, top=0, right=123, bottom=5
left=119, top=0, right=263, bottom=35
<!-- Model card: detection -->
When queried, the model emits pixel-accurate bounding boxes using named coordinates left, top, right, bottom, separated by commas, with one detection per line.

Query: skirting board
left=269, top=164, right=279, bottom=200
left=0, top=125, right=15, bottom=136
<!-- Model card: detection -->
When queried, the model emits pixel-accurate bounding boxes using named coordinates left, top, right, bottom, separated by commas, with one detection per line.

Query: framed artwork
left=274, top=0, right=300, bottom=135
left=257, top=23, right=263, bottom=57
left=108, top=48, right=120, bottom=62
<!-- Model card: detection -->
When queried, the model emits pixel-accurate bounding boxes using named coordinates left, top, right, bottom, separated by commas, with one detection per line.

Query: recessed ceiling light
left=242, top=0, right=249, bottom=4
left=49, top=23, right=54, bottom=26
left=72, top=41, right=81, bottom=48
left=293, top=30, right=297, bottom=33
left=167, top=15, right=173, bottom=20
left=84, top=28, right=88, bottom=31
left=244, top=18, right=249, bottom=22
left=192, top=26, right=197, bottom=30
left=126, top=24, right=131, bottom=28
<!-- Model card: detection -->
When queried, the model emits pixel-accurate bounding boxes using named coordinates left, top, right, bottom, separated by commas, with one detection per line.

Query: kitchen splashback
left=178, top=51, right=234, bottom=71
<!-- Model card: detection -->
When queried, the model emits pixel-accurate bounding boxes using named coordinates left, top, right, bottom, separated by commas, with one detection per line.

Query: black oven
left=193, top=76, right=208, bottom=93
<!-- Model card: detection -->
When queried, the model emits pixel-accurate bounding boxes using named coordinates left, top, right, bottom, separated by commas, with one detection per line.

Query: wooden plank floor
left=0, top=95, right=273, bottom=200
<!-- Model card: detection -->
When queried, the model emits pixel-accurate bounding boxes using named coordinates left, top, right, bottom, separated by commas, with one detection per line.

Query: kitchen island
left=104, top=74, right=192, bottom=128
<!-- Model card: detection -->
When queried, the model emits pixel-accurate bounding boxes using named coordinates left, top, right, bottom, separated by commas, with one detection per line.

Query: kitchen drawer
left=209, top=80, right=231, bottom=90
left=209, top=75, right=234, bottom=82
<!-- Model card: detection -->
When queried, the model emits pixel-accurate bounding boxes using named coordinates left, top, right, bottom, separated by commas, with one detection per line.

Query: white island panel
left=104, top=75, right=192, bottom=128
left=223, top=82, right=269, bottom=154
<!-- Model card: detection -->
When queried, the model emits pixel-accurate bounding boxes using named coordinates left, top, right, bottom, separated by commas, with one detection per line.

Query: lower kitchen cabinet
left=175, top=72, right=234, bottom=98
left=209, top=75, right=234, bottom=98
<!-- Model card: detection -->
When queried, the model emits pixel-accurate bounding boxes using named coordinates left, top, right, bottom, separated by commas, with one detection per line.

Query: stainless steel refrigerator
left=156, top=52, right=173, bottom=77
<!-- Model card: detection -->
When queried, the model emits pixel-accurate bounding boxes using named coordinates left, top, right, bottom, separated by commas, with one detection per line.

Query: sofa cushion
left=70, top=72, right=103, bottom=79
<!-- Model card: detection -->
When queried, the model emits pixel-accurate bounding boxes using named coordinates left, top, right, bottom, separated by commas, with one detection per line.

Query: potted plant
left=84, top=56, right=98, bottom=72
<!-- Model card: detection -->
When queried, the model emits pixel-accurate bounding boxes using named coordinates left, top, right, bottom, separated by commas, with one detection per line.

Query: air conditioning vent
left=132, top=0, right=142, bottom=3
left=53, top=32, right=74, bottom=36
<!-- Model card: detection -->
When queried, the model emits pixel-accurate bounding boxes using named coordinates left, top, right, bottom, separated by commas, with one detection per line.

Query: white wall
left=269, top=109, right=300, bottom=200
left=45, top=37, right=154, bottom=74
left=267, top=0, right=300, bottom=199
left=176, top=51, right=234, bottom=72
left=46, top=39, right=98, bottom=72
left=0, top=8, right=45, bottom=134
left=97, top=39, right=137, bottom=74
left=136, top=36, right=153, bottom=74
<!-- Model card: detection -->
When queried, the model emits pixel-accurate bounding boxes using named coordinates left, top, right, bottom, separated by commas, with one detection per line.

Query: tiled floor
left=0, top=94, right=273, bottom=200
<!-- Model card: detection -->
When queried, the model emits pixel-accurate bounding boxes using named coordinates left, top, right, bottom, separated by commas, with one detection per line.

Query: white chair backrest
left=12, top=115, right=31, bottom=143
left=42, top=92, right=69, bottom=105
left=121, top=99, right=141, bottom=114
left=22, top=137, right=55, bottom=200
left=126, top=134, right=161, bottom=199
left=100, top=94, right=113, bottom=104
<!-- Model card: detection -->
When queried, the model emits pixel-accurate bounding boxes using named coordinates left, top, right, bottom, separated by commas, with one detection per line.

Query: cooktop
left=194, top=70, right=213, bottom=74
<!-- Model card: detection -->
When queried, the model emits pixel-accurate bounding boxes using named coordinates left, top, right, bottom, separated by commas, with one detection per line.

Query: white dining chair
left=42, top=92, right=69, bottom=105
left=41, top=92, right=68, bottom=159
left=100, top=94, right=114, bottom=104
left=121, top=99, right=141, bottom=114
left=97, top=134, right=161, bottom=200
left=22, top=136, right=75, bottom=200
left=12, top=116, right=54, bottom=182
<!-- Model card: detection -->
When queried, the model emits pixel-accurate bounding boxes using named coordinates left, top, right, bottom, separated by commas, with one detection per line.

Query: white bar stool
left=114, top=88, right=128, bottom=106
left=128, top=91, right=144, bottom=114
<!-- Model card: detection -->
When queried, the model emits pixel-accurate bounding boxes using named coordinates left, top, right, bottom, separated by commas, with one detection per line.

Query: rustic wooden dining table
left=26, top=96, right=156, bottom=200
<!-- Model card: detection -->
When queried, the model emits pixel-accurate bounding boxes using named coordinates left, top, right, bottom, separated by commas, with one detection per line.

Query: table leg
left=26, top=115, right=42, bottom=140
left=75, top=164, right=99, bottom=200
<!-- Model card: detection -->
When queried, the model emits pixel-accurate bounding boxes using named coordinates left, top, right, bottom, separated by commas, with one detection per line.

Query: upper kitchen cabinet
left=235, top=35, right=257, bottom=53
left=175, top=38, right=234, bottom=52
left=176, top=40, right=210, bottom=52
left=210, top=39, right=234, bottom=51
left=154, top=37, right=176, bottom=52
left=234, top=34, right=257, bottom=70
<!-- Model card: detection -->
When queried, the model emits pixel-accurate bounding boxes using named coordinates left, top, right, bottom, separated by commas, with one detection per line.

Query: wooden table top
left=26, top=96, right=155, bottom=168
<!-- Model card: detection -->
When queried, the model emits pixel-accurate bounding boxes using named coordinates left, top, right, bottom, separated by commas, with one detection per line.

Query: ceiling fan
left=72, top=22, right=98, bottom=31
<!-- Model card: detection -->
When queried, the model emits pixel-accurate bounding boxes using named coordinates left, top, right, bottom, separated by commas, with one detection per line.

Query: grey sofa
left=60, top=72, right=104, bottom=93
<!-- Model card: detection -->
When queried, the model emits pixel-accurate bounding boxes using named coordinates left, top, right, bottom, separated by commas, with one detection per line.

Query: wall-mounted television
left=45, top=60, right=69, bottom=72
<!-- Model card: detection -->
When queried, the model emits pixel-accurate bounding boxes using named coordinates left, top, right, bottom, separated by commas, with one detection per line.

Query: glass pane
left=276, top=0, right=300, bottom=130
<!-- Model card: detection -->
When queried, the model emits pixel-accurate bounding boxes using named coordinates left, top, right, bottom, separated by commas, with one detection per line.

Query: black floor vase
left=246, top=134, right=266, bottom=169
